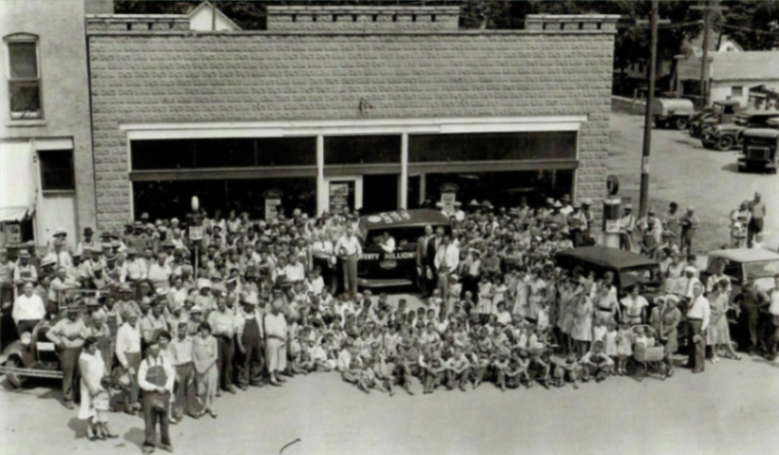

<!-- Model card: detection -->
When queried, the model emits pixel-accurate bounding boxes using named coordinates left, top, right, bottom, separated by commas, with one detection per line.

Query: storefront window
left=131, top=137, right=316, bottom=170
left=414, top=170, right=574, bottom=209
left=324, top=135, right=401, bottom=165
left=133, top=177, right=317, bottom=221
left=409, top=132, right=577, bottom=162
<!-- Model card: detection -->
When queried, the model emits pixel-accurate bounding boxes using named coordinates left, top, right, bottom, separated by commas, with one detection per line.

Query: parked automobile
left=699, top=248, right=779, bottom=348
left=690, top=100, right=740, bottom=138
left=738, top=128, right=779, bottom=173
left=355, top=209, right=451, bottom=290
left=688, top=107, right=714, bottom=138
left=555, top=246, right=663, bottom=299
left=651, top=98, right=695, bottom=130
left=702, top=110, right=779, bottom=151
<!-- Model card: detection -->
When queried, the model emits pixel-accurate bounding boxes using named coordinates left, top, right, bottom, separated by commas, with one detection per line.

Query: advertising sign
left=329, top=183, right=349, bottom=214
left=264, top=189, right=283, bottom=220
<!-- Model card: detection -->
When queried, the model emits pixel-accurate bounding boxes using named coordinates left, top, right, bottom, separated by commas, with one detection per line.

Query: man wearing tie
left=335, top=226, right=362, bottom=299
left=672, top=266, right=701, bottom=301
left=434, top=235, right=459, bottom=311
left=685, top=282, right=710, bottom=373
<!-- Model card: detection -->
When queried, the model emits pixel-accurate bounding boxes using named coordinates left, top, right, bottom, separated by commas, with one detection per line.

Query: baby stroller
left=624, top=325, right=668, bottom=382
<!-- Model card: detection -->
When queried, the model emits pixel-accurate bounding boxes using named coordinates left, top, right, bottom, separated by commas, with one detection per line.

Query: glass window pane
left=39, top=150, right=74, bottom=191
left=9, top=81, right=41, bottom=114
left=131, top=137, right=316, bottom=170
left=8, top=43, right=37, bottom=78
left=325, top=135, right=400, bottom=165
left=409, top=132, right=577, bottom=162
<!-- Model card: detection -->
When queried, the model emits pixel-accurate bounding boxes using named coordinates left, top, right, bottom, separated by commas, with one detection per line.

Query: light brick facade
left=86, top=14, right=617, bottom=230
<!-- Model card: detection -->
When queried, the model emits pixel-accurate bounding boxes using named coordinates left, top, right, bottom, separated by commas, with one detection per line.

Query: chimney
left=266, top=5, right=460, bottom=32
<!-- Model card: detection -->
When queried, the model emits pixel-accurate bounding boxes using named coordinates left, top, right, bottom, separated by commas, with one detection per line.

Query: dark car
left=356, top=209, right=451, bottom=290
left=691, top=100, right=741, bottom=139
left=702, top=110, right=779, bottom=151
left=738, top=128, right=779, bottom=173
left=555, top=246, right=663, bottom=299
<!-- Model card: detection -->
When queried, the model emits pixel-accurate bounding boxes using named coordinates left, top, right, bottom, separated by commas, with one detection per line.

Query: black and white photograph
left=1, top=1, right=778, bottom=454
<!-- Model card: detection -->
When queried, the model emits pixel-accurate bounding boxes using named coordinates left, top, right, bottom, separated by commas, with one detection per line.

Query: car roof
left=359, top=209, right=450, bottom=230
left=744, top=128, right=779, bottom=138
left=708, top=248, right=779, bottom=263
left=555, top=246, right=659, bottom=270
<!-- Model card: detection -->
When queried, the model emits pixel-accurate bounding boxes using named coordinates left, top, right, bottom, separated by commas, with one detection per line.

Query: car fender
left=0, top=341, right=26, bottom=366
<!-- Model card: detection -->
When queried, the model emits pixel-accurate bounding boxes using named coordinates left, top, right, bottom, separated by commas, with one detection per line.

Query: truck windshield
left=363, top=226, right=432, bottom=249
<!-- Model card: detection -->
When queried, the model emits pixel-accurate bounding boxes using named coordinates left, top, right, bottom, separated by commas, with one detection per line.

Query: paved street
left=2, top=289, right=779, bottom=455
left=609, top=112, right=779, bottom=253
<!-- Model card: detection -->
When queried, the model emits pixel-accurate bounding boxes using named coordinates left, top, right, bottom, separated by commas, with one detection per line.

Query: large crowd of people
left=0, top=192, right=776, bottom=454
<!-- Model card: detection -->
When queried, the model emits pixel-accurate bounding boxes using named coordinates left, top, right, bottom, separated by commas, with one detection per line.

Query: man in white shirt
left=434, top=235, right=459, bottom=301
left=672, top=266, right=701, bottom=300
left=685, top=282, right=710, bottom=373
left=335, top=226, right=362, bottom=299
left=116, top=314, right=143, bottom=413
left=283, top=255, right=306, bottom=283
left=12, top=282, right=46, bottom=335
left=137, top=336, right=175, bottom=454
left=765, top=275, right=779, bottom=360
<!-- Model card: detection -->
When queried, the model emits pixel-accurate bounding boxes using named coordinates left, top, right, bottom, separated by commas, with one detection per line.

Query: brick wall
left=88, top=25, right=616, bottom=230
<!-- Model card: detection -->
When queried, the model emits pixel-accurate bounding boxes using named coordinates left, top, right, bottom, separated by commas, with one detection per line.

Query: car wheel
left=4, top=357, right=29, bottom=389
left=674, top=117, right=689, bottom=130
left=716, top=136, right=734, bottom=151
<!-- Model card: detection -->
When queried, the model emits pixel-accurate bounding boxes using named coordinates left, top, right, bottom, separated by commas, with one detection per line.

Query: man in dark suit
left=416, top=225, right=436, bottom=297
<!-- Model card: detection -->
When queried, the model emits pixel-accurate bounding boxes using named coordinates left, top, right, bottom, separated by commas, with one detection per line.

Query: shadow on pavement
left=721, top=163, right=740, bottom=173
left=67, top=417, right=86, bottom=440
left=674, top=139, right=703, bottom=149
left=123, top=426, right=144, bottom=451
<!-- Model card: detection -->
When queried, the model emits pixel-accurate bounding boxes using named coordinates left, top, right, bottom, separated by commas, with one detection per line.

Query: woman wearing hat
left=264, top=298, right=288, bottom=386
left=77, top=335, right=116, bottom=440
left=47, top=304, right=89, bottom=409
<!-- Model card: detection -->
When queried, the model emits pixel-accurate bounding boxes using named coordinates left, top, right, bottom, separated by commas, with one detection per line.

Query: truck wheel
left=4, top=357, right=29, bottom=389
left=674, top=117, right=689, bottom=130
left=716, top=136, right=734, bottom=151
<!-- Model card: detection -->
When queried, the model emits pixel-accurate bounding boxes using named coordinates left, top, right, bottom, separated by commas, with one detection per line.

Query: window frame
left=4, top=33, right=43, bottom=120
left=731, top=86, right=743, bottom=98
left=38, top=149, right=75, bottom=193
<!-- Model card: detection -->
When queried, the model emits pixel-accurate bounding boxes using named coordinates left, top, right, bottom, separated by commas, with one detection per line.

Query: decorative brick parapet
left=266, top=6, right=460, bottom=32
left=86, top=14, right=190, bottom=32
left=525, top=15, right=620, bottom=33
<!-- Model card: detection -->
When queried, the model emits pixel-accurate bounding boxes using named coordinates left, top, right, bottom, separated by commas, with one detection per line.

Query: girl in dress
left=591, top=316, right=607, bottom=346
left=476, top=276, right=493, bottom=324
left=193, top=322, right=219, bottom=418
left=492, top=275, right=508, bottom=315
left=570, top=292, right=593, bottom=357
left=604, top=320, right=619, bottom=365
left=615, top=322, right=634, bottom=375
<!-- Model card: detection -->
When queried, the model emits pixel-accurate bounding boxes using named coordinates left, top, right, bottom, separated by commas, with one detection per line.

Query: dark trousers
left=142, top=394, right=171, bottom=448
left=766, top=317, right=779, bottom=357
left=216, top=335, right=234, bottom=390
left=239, top=324, right=264, bottom=386
left=59, top=346, right=82, bottom=403
left=173, top=363, right=198, bottom=419
left=740, top=308, right=759, bottom=352
left=681, top=228, right=695, bottom=252
left=748, top=218, right=764, bottom=247
left=687, top=319, right=705, bottom=372
left=16, top=319, right=39, bottom=336
left=342, top=255, right=358, bottom=298
left=123, top=352, right=142, bottom=406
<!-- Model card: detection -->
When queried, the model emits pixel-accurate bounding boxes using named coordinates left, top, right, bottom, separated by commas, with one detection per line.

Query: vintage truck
left=702, top=110, right=779, bottom=152
left=652, top=98, right=695, bottom=130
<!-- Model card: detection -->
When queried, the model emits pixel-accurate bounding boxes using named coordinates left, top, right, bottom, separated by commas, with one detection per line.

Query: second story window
left=5, top=33, right=42, bottom=120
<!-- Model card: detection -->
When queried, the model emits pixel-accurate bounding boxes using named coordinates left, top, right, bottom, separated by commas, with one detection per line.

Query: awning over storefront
left=0, top=141, right=37, bottom=222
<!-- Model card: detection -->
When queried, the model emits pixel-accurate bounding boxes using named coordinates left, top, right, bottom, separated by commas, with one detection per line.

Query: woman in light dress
left=78, top=336, right=117, bottom=440
left=570, top=289, right=593, bottom=357
left=706, top=279, right=741, bottom=363
left=193, top=321, right=219, bottom=418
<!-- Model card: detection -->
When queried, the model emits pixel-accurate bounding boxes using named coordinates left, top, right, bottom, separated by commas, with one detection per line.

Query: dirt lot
left=608, top=112, right=779, bottom=254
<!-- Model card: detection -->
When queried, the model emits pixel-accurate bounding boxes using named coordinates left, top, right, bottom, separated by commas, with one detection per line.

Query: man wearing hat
left=13, top=250, right=38, bottom=287
left=334, top=226, right=362, bottom=299
left=207, top=296, right=238, bottom=394
left=673, top=265, right=701, bottom=300
left=49, top=266, right=81, bottom=303
left=116, top=313, right=143, bottom=414
left=748, top=192, right=766, bottom=248
left=618, top=204, right=636, bottom=252
left=148, top=252, right=172, bottom=292
left=137, top=334, right=175, bottom=454
left=679, top=206, right=700, bottom=254
left=47, top=303, right=89, bottom=409
left=568, top=202, right=588, bottom=247
left=235, top=292, right=265, bottom=389
left=559, top=194, right=574, bottom=217
left=169, top=321, right=197, bottom=421
left=685, top=282, right=710, bottom=373
left=76, top=227, right=98, bottom=258
left=46, top=231, right=73, bottom=270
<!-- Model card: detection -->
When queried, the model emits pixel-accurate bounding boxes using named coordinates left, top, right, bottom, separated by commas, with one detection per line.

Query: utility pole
left=639, top=0, right=659, bottom=219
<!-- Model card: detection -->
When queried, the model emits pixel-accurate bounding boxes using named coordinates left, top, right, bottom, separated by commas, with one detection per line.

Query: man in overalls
left=137, top=336, right=175, bottom=454
left=236, top=292, right=265, bottom=389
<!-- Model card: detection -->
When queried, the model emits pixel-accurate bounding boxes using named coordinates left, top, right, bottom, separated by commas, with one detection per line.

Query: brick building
left=85, top=6, right=618, bottom=229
